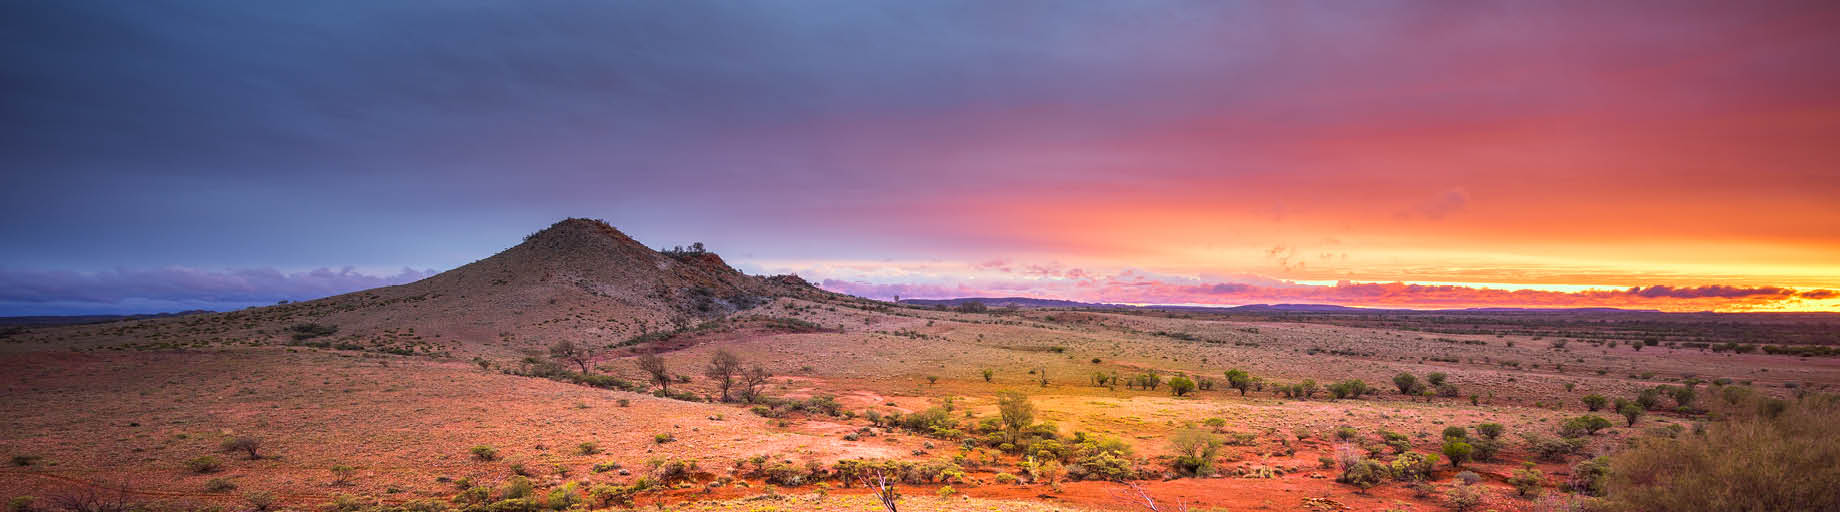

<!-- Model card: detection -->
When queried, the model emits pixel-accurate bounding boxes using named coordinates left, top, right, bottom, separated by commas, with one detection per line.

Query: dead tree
left=703, top=349, right=742, bottom=402
left=857, top=466, right=900, bottom=512
left=636, top=351, right=670, bottom=393
left=548, top=340, right=594, bottom=374
left=738, top=365, right=772, bottom=403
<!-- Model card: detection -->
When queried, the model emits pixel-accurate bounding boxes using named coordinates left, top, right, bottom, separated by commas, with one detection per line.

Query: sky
left=3, top=1, right=1838, bottom=315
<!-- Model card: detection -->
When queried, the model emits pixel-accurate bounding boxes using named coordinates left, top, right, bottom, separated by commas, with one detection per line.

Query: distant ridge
left=0, top=310, right=211, bottom=327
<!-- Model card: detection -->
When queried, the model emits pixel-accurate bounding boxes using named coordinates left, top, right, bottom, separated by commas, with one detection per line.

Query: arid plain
left=4, top=220, right=1837, bottom=512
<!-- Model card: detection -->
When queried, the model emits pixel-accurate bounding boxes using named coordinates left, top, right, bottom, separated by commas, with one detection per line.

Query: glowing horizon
left=4, top=2, right=1838, bottom=314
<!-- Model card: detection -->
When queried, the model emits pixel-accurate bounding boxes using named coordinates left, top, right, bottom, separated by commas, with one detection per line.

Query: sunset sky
left=3, top=1, right=1838, bottom=314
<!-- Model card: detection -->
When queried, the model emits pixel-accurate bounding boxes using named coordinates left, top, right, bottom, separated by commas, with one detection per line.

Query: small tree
left=636, top=351, right=670, bottom=393
left=981, top=369, right=994, bottom=383
left=1298, top=379, right=1318, bottom=399
left=1508, top=462, right=1543, bottom=497
left=220, top=437, right=262, bottom=460
left=1169, top=428, right=1222, bottom=476
left=1670, top=386, right=1697, bottom=408
left=1475, top=423, right=1505, bottom=440
left=704, top=349, right=742, bottom=402
left=1442, top=426, right=1469, bottom=441
left=1393, top=373, right=1419, bottom=395
left=1426, top=372, right=1448, bottom=386
left=1619, top=403, right=1644, bottom=426
left=1442, top=440, right=1473, bottom=467
left=997, top=391, right=1035, bottom=436
left=549, top=340, right=594, bottom=374
left=1168, top=376, right=1197, bottom=397
left=330, top=465, right=356, bottom=485
left=1583, top=394, right=1608, bottom=411
left=1225, top=369, right=1253, bottom=396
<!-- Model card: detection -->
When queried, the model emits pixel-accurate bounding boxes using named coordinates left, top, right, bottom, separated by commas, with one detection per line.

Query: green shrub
left=288, top=323, right=339, bottom=341
left=470, top=445, right=498, bottom=461
left=1338, top=458, right=1390, bottom=493
left=497, top=476, right=534, bottom=500
left=1167, top=376, right=1197, bottom=396
left=1469, top=437, right=1501, bottom=462
left=1569, top=456, right=1611, bottom=497
left=1441, top=440, right=1473, bottom=467
left=1392, top=373, right=1419, bottom=394
left=1474, top=423, right=1504, bottom=440
left=1389, top=451, right=1439, bottom=481
left=1442, top=426, right=1468, bottom=440
left=1378, top=429, right=1411, bottom=453
left=1224, top=369, right=1253, bottom=395
left=220, top=436, right=262, bottom=460
left=1334, top=426, right=1360, bottom=441
left=204, top=478, right=237, bottom=492
left=1168, top=429, right=1220, bottom=476
left=1522, top=433, right=1584, bottom=461
left=1583, top=394, right=1609, bottom=411
left=1446, top=483, right=1486, bottom=512
left=186, top=455, right=223, bottom=473
left=1560, top=415, right=1613, bottom=437
left=1620, top=403, right=1644, bottom=426
left=1328, top=379, right=1370, bottom=399
left=1508, top=463, right=1543, bottom=497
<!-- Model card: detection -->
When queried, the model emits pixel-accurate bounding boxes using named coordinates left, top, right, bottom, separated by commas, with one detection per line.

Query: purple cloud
left=0, top=266, right=437, bottom=314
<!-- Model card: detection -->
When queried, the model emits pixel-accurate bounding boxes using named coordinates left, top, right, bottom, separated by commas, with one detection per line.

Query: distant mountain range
left=896, top=297, right=1129, bottom=308
left=0, top=310, right=214, bottom=327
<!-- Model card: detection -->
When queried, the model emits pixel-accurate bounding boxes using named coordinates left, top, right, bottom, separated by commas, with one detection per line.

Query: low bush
left=1521, top=433, right=1584, bottom=461
left=1389, top=451, right=1439, bottom=481
left=470, top=445, right=498, bottom=461
left=186, top=455, right=223, bottom=473
left=204, top=478, right=237, bottom=492
left=1569, top=456, right=1611, bottom=497
left=220, top=436, right=263, bottom=460
left=1508, top=463, right=1544, bottom=497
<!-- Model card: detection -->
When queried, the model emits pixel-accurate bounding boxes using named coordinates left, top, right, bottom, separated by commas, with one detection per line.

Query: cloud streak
left=0, top=266, right=436, bottom=314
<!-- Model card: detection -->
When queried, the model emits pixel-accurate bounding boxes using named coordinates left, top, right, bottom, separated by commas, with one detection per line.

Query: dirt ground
left=4, top=298, right=1836, bottom=511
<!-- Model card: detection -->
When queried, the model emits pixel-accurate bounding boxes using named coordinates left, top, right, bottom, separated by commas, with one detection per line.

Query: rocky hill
left=19, top=218, right=828, bottom=356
